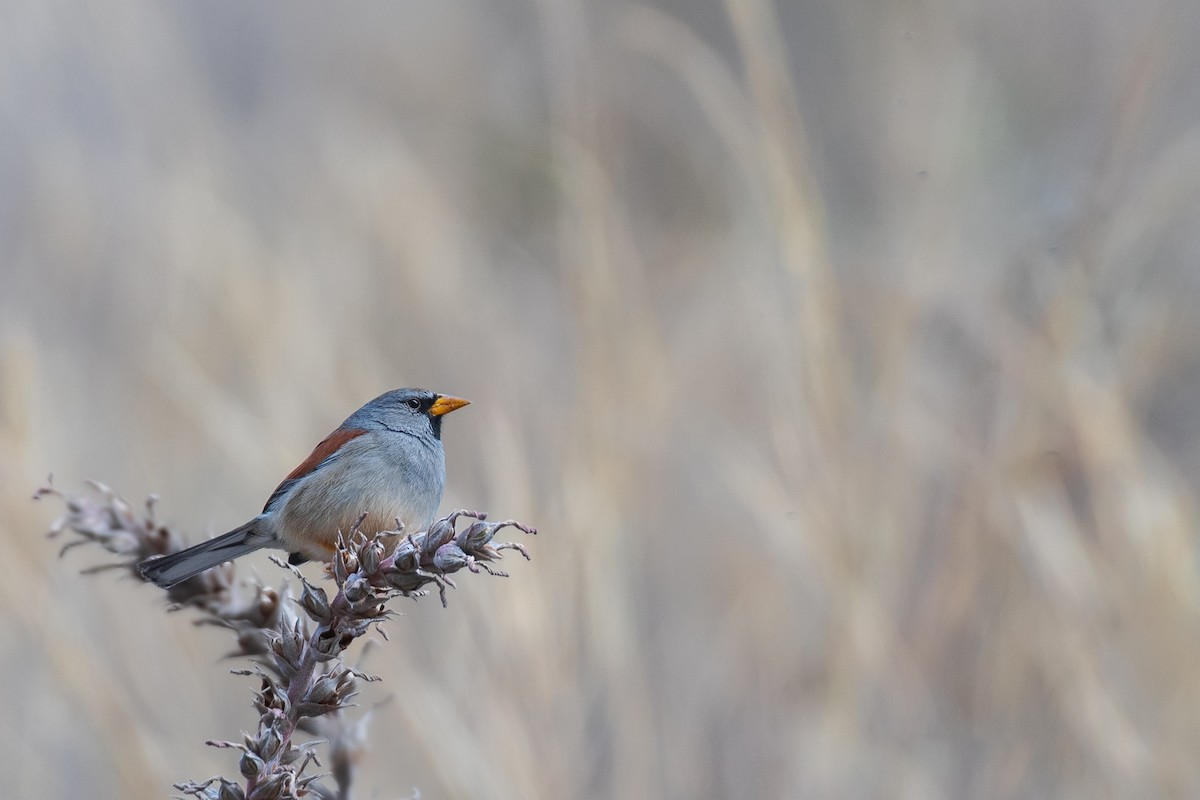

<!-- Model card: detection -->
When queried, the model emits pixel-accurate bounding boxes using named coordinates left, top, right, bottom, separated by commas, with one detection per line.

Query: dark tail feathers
left=137, top=522, right=270, bottom=588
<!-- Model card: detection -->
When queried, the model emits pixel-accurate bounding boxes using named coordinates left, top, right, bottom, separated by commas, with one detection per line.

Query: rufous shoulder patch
left=261, top=427, right=369, bottom=513
left=284, top=427, right=369, bottom=481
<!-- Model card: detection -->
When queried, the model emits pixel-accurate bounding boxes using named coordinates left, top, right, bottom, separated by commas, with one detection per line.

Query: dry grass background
left=2, top=0, right=1200, bottom=798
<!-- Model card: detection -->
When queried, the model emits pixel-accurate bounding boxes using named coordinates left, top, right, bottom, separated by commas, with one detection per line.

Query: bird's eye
left=406, top=398, right=422, bottom=410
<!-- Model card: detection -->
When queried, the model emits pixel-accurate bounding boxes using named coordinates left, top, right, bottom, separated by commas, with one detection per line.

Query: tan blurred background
left=3, top=0, right=1200, bottom=798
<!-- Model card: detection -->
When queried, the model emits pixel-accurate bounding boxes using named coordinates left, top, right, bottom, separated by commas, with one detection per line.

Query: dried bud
left=456, top=521, right=496, bottom=551
left=272, top=621, right=304, bottom=666
left=239, top=750, right=265, bottom=779
left=422, top=516, right=456, bottom=557
left=218, top=781, right=246, bottom=800
left=433, top=543, right=468, bottom=573
left=300, top=583, right=331, bottom=623
left=248, top=771, right=288, bottom=800
left=253, top=726, right=283, bottom=760
left=305, top=673, right=340, bottom=706
left=390, top=538, right=419, bottom=573
left=343, top=574, right=370, bottom=605
left=359, top=539, right=383, bottom=575
left=383, top=570, right=434, bottom=593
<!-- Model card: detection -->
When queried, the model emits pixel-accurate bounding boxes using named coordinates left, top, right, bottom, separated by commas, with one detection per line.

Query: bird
left=137, top=388, right=469, bottom=588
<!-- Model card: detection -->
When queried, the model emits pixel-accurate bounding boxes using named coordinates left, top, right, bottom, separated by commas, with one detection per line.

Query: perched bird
left=137, top=388, right=469, bottom=588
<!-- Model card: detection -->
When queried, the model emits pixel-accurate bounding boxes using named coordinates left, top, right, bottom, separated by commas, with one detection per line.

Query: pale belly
left=277, top=441, right=444, bottom=559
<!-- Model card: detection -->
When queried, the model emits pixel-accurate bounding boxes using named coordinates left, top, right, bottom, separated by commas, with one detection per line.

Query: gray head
left=347, top=388, right=470, bottom=441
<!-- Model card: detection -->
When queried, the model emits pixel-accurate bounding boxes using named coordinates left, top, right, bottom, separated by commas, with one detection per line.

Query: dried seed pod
left=255, top=676, right=286, bottom=714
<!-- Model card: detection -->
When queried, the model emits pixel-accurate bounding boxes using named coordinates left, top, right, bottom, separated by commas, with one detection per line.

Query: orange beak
left=428, top=395, right=470, bottom=417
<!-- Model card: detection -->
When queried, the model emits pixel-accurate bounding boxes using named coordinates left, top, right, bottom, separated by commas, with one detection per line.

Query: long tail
left=137, top=522, right=271, bottom=588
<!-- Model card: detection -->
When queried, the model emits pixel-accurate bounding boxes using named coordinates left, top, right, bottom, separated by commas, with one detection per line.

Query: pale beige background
left=3, top=1, right=1200, bottom=798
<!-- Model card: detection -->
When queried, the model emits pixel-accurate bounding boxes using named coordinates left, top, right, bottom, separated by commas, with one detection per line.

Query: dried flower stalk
left=36, top=478, right=535, bottom=799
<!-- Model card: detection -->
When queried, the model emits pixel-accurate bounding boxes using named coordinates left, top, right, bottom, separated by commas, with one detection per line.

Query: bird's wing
left=262, top=427, right=369, bottom=512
